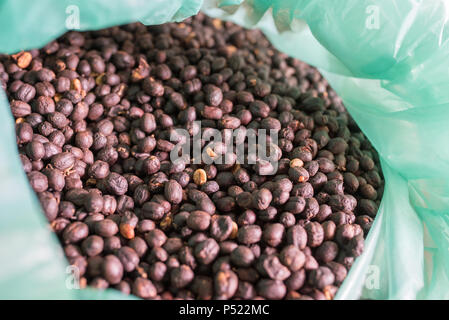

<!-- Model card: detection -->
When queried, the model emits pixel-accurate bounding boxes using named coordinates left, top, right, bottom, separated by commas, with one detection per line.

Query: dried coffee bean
left=262, top=223, right=284, bottom=247
left=63, top=222, right=89, bottom=244
left=284, top=196, right=306, bottom=214
left=142, top=202, right=165, bottom=220
left=103, top=172, right=128, bottom=195
left=238, top=225, right=262, bottom=245
left=256, top=254, right=291, bottom=281
left=308, top=266, right=335, bottom=290
left=194, top=238, right=220, bottom=265
left=315, top=241, right=339, bottom=262
left=164, top=179, right=182, bottom=204
left=186, top=211, right=211, bottom=231
left=28, top=171, right=48, bottom=192
left=300, top=197, right=320, bottom=219
left=38, top=191, right=58, bottom=221
left=286, top=225, right=308, bottom=250
left=279, top=245, right=305, bottom=272
left=145, top=229, right=167, bottom=248
left=81, top=235, right=104, bottom=257
left=94, top=219, right=119, bottom=237
left=191, top=276, right=213, bottom=300
left=132, top=277, right=157, bottom=299
left=51, top=152, right=75, bottom=171
left=11, top=100, right=32, bottom=117
left=322, top=220, right=337, bottom=240
left=285, top=269, right=306, bottom=291
left=26, top=141, right=45, bottom=161
left=251, top=188, right=272, bottom=210
left=347, top=234, right=364, bottom=257
left=305, top=222, right=324, bottom=248
left=214, top=270, right=238, bottom=299
left=257, top=279, right=286, bottom=300
left=210, top=215, right=233, bottom=241
left=84, top=191, right=104, bottom=213
left=326, top=262, right=347, bottom=285
left=116, top=246, right=140, bottom=272
left=171, top=265, right=195, bottom=289
left=230, top=245, right=255, bottom=267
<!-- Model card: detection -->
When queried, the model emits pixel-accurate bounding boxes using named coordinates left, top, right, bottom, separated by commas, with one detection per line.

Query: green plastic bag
left=1, top=0, right=448, bottom=299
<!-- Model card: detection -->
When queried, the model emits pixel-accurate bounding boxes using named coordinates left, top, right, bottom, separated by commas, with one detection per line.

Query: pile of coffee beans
left=1, top=13, right=383, bottom=300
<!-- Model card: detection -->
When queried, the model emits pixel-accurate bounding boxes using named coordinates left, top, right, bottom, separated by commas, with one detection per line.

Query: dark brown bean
left=194, top=238, right=219, bottom=265
left=164, top=179, right=182, bottom=204
left=145, top=229, right=167, bottom=248
left=63, top=222, right=89, bottom=244
left=238, top=225, right=262, bottom=245
left=116, top=246, right=140, bottom=272
left=28, top=171, right=48, bottom=192
left=132, top=277, right=157, bottom=299
left=11, top=100, right=32, bottom=117
left=279, top=245, right=305, bottom=272
left=214, top=270, right=238, bottom=299
left=94, top=219, right=119, bottom=237
left=171, top=265, right=194, bottom=289
left=257, top=279, right=286, bottom=300
left=81, top=235, right=104, bottom=257
left=230, top=245, right=255, bottom=267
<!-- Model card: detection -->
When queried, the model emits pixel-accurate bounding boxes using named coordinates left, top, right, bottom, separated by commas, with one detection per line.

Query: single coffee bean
left=214, top=270, right=238, bottom=299
left=11, top=100, right=32, bottom=117
left=116, top=246, right=140, bottom=272
left=26, top=141, right=45, bottom=161
left=284, top=196, right=306, bottom=214
left=256, top=254, right=291, bottom=281
left=308, top=266, right=335, bottom=290
left=251, top=188, right=272, bottom=210
left=210, top=215, right=233, bottom=241
left=285, top=269, right=306, bottom=291
left=164, top=179, right=182, bottom=204
left=194, top=238, right=220, bottom=265
left=230, top=245, right=255, bottom=267
left=315, top=241, right=339, bottom=263
left=94, top=219, right=119, bottom=237
left=132, top=277, right=157, bottom=299
left=28, top=171, right=48, bottom=192
left=81, top=235, right=104, bottom=257
left=305, top=222, right=324, bottom=248
left=142, top=202, right=165, bottom=220
left=145, top=229, right=167, bottom=248
left=171, top=265, right=194, bottom=289
left=286, top=225, right=308, bottom=249
left=257, top=279, right=286, bottom=300
left=84, top=191, right=104, bottom=213
left=279, top=245, right=305, bottom=272
left=186, top=210, right=211, bottom=231
left=38, top=191, right=58, bottom=221
left=262, top=223, right=284, bottom=247
left=51, top=152, right=75, bottom=171
left=238, top=225, right=262, bottom=245
left=63, top=222, right=89, bottom=244
left=104, top=172, right=128, bottom=195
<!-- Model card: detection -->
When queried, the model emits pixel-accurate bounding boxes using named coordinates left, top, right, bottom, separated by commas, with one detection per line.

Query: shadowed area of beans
left=1, top=13, right=383, bottom=300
